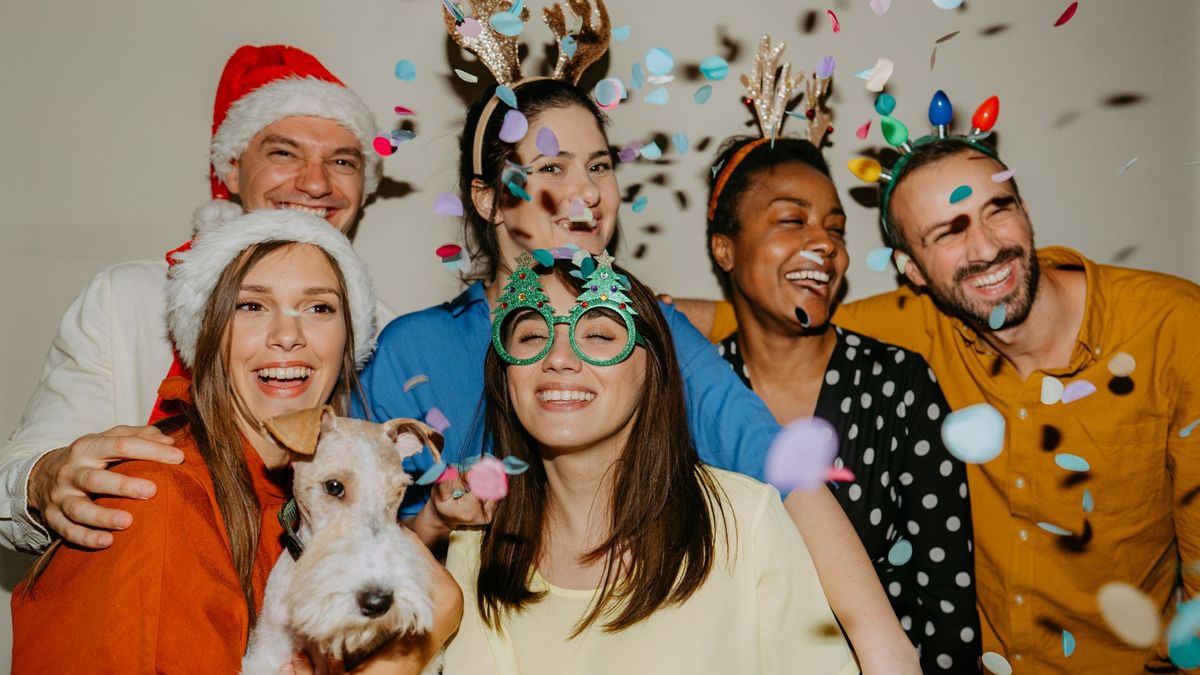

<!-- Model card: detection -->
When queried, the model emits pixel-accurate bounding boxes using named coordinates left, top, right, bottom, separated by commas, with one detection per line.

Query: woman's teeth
left=256, top=367, right=313, bottom=382
left=972, top=263, right=1013, bottom=288
left=537, top=390, right=596, bottom=402
left=785, top=270, right=831, bottom=283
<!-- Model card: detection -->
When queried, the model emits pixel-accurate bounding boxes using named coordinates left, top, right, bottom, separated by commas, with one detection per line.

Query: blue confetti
left=644, top=87, right=670, bottom=105
left=645, top=47, right=674, bottom=76
left=394, top=59, right=417, bottom=81
left=672, top=131, right=690, bottom=156
left=988, top=305, right=1006, bottom=330
left=560, top=35, right=577, bottom=59
left=866, top=246, right=894, bottom=272
left=1167, top=598, right=1200, bottom=668
left=496, top=85, right=518, bottom=108
left=1181, top=418, right=1200, bottom=438
left=694, top=84, right=713, bottom=105
left=612, top=24, right=631, bottom=41
left=630, top=63, right=645, bottom=91
left=415, top=461, right=447, bottom=486
left=639, top=142, right=662, bottom=160
left=941, top=403, right=1005, bottom=464
left=1063, top=630, right=1076, bottom=658
left=489, top=11, right=524, bottom=36
left=887, top=539, right=913, bottom=565
left=874, top=92, right=897, bottom=115
left=632, top=196, right=648, bottom=213
left=699, top=56, right=730, bottom=81
left=950, top=184, right=973, bottom=204
left=1037, top=521, right=1073, bottom=536
left=1055, top=453, right=1091, bottom=472
left=501, top=456, right=530, bottom=474
left=507, top=180, right=532, bottom=202
left=1082, top=488, right=1095, bottom=513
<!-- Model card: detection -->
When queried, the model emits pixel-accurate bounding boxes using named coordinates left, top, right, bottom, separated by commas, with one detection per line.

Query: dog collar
left=279, top=498, right=304, bottom=561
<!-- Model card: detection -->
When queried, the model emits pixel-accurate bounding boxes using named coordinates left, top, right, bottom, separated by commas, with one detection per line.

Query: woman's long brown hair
left=25, top=242, right=359, bottom=632
left=478, top=261, right=725, bottom=636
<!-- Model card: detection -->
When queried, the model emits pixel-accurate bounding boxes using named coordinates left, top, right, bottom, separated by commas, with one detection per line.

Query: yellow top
left=712, top=247, right=1200, bottom=673
left=442, top=468, right=858, bottom=675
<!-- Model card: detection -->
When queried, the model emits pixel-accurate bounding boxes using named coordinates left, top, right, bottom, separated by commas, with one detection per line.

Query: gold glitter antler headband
left=543, top=0, right=611, bottom=84
left=443, top=0, right=529, bottom=85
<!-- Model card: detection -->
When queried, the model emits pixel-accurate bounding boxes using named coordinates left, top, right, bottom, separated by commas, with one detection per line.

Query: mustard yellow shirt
left=713, top=247, right=1200, bottom=672
left=442, top=469, right=858, bottom=675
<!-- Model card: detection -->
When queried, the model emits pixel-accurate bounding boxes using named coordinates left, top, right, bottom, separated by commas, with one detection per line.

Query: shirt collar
left=447, top=281, right=490, bottom=318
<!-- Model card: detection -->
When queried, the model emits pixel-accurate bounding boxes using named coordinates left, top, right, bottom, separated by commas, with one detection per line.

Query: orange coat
left=12, top=426, right=288, bottom=673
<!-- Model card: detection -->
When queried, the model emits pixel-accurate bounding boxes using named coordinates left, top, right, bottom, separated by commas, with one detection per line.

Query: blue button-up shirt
left=357, top=281, right=780, bottom=517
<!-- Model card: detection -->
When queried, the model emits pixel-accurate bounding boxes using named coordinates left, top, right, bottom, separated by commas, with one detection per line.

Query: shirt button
left=1018, top=529, right=1028, bottom=541
left=1015, top=594, right=1025, bottom=605
left=1017, top=408, right=1028, bottom=420
left=1015, top=476, right=1026, bottom=489
left=1014, top=654, right=1023, bottom=661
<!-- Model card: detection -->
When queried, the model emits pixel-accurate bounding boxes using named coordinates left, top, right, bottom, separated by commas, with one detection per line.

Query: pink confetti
left=826, top=467, right=856, bottom=482
left=991, top=169, right=1016, bottom=182
left=467, top=456, right=510, bottom=500
left=435, top=243, right=462, bottom=259
left=535, top=127, right=560, bottom=157
left=856, top=121, right=871, bottom=139
left=1062, top=380, right=1097, bottom=404
left=1054, top=2, right=1079, bottom=27
left=458, top=18, right=482, bottom=37
left=435, top=466, right=460, bottom=484
left=869, top=0, right=891, bottom=16
left=434, top=193, right=464, bottom=217
left=372, top=135, right=395, bottom=157
left=765, top=417, right=840, bottom=493
left=425, top=407, right=451, bottom=433
left=394, top=105, right=416, bottom=115
left=827, top=9, right=841, bottom=33
left=498, top=110, right=528, bottom=143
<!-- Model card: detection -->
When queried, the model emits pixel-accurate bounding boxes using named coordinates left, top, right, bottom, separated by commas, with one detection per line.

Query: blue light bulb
left=928, top=90, right=953, bottom=127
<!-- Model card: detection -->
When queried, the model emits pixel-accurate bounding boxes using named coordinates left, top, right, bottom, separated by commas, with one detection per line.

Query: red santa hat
left=166, top=205, right=377, bottom=370
left=209, top=45, right=381, bottom=202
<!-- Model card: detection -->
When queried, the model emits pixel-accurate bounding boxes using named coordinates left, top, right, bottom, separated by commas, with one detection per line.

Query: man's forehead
left=256, top=115, right=362, bottom=149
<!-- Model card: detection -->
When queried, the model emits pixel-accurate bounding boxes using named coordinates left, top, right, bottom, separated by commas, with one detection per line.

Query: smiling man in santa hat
left=0, top=44, right=388, bottom=553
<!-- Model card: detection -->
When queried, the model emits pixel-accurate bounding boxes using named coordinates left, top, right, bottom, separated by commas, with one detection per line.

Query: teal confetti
left=501, top=456, right=530, bottom=474
left=394, top=59, right=417, bottom=81
left=644, top=87, right=670, bottom=105
left=1037, top=521, right=1073, bottom=536
left=612, top=24, right=631, bottom=41
left=645, top=47, right=674, bottom=76
left=874, top=92, right=896, bottom=115
left=631, top=63, right=645, bottom=90
left=1181, top=418, right=1200, bottom=438
left=1167, top=598, right=1200, bottom=668
left=1055, top=453, right=1091, bottom=472
left=699, top=56, right=730, bottom=81
left=489, top=11, right=524, bottom=36
left=988, top=305, right=1006, bottom=330
left=632, top=196, right=648, bottom=213
left=866, top=246, right=894, bottom=272
left=694, top=84, right=713, bottom=104
left=415, top=461, right=447, bottom=486
left=507, top=180, right=532, bottom=202
left=1063, top=630, right=1076, bottom=658
left=532, top=249, right=555, bottom=267
left=560, top=35, right=577, bottom=59
left=950, top=185, right=973, bottom=204
left=887, top=538, right=913, bottom=565
left=1082, top=488, right=1095, bottom=513
left=639, top=142, right=662, bottom=160
left=672, top=131, right=690, bottom=156
left=496, top=85, right=518, bottom=108
left=856, top=66, right=875, bottom=81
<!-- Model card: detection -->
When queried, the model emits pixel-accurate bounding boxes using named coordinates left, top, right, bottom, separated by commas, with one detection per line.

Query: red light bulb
left=971, top=96, right=1000, bottom=134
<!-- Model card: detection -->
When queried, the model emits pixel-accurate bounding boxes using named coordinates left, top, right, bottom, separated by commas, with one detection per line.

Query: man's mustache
left=954, top=247, right=1025, bottom=283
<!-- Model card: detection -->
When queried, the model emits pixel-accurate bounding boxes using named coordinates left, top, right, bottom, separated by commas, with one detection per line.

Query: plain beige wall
left=2, top=0, right=1197, bottom=668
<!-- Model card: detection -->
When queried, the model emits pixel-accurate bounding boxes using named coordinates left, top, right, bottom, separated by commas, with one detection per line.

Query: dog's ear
left=383, top=418, right=445, bottom=463
left=264, top=405, right=335, bottom=456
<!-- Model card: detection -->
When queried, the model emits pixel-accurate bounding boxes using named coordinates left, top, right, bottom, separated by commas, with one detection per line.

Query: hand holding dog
left=28, top=425, right=183, bottom=548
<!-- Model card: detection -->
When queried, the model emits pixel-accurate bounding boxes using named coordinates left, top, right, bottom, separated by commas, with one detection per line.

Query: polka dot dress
left=719, top=327, right=982, bottom=671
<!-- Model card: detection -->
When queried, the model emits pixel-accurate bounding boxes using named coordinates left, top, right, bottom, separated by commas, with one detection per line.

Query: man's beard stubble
left=921, top=246, right=1041, bottom=331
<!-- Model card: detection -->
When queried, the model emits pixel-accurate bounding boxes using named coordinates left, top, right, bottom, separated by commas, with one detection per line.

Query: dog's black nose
left=357, top=588, right=394, bottom=617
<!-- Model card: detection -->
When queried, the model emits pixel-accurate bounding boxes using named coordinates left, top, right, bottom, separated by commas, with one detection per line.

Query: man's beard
left=921, top=246, right=1041, bottom=331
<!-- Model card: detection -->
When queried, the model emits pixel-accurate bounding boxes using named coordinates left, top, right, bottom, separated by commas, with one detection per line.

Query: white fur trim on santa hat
left=167, top=207, right=377, bottom=369
left=210, top=77, right=381, bottom=201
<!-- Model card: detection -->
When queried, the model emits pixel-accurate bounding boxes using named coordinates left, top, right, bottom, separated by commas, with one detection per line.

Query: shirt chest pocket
left=1053, top=416, right=1169, bottom=514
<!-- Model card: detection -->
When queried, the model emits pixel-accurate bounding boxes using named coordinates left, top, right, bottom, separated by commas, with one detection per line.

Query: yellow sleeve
left=833, top=286, right=939, bottom=361
left=708, top=300, right=739, bottom=344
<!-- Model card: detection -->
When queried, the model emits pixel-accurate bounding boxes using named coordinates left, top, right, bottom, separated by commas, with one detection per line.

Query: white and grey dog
left=242, top=405, right=444, bottom=674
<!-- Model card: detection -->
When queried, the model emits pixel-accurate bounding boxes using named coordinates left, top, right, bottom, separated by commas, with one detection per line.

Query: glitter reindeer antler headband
left=443, top=0, right=612, bottom=176
left=707, top=35, right=834, bottom=221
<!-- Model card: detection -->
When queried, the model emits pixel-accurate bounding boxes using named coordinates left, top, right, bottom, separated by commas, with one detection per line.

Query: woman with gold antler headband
left=702, top=36, right=981, bottom=673
left=360, top=4, right=912, bottom=670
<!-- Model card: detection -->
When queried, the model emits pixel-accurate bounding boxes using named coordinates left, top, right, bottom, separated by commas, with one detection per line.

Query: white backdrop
left=2, top=0, right=1198, bottom=668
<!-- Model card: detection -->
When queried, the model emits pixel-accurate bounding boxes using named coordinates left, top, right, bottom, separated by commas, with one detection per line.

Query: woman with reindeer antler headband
left=359, top=2, right=919, bottom=671
left=703, top=36, right=981, bottom=673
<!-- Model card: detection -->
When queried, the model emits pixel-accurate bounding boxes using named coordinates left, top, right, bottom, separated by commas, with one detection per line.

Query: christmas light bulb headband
left=707, top=35, right=834, bottom=222
left=443, top=0, right=612, bottom=176
left=847, top=90, right=1001, bottom=239
left=491, top=249, right=643, bottom=367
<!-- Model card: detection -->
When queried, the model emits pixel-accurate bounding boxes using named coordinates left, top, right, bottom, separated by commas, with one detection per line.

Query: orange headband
left=706, top=138, right=770, bottom=222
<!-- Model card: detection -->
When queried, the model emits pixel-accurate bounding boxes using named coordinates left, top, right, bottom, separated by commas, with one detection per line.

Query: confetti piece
left=855, top=67, right=874, bottom=80
left=764, top=417, right=839, bottom=492
left=454, top=69, right=479, bottom=83
left=875, top=92, right=896, bottom=115
left=632, top=196, right=648, bottom=213
left=498, top=109, right=528, bottom=143
left=458, top=18, right=482, bottom=37
left=390, top=129, right=416, bottom=145
left=847, top=157, right=883, bottom=182
left=612, top=24, right=631, bottom=41
left=502, top=160, right=531, bottom=185
left=887, top=539, right=913, bottom=565
left=644, top=87, right=670, bottom=105
left=949, top=185, right=973, bottom=203
left=1041, top=376, right=1065, bottom=404
left=981, top=651, right=1012, bottom=675
left=895, top=251, right=911, bottom=271
left=1166, top=598, right=1200, bottom=668
left=442, top=0, right=465, bottom=23
left=930, top=46, right=938, bottom=70
left=932, top=0, right=964, bottom=9
left=1054, top=2, right=1079, bottom=27
left=507, top=180, right=532, bottom=202
left=532, top=249, right=556, bottom=267
left=466, top=456, right=510, bottom=500
left=617, top=143, right=640, bottom=163
left=1182, top=419, right=1200, bottom=438
left=567, top=199, right=593, bottom=225
left=415, top=461, right=447, bottom=486
left=434, top=193, right=464, bottom=217
left=869, top=0, right=891, bottom=16
left=645, top=47, right=674, bottom=76
left=1037, top=521, right=1073, bottom=536
left=699, top=56, right=730, bottom=81
left=1062, top=379, right=1097, bottom=403
left=425, top=407, right=451, bottom=434
left=988, top=305, right=1006, bottom=330
left=435, top=466, right=460, bottom=484
left=710, top=159, right=726, bottom=178
left=1055, top=453, right=1091, bottom=472
left=856, top=120, right=871, bottom=139
left=936, top=30, right=961, bottom=43
left=594, top=78, right=624, bottom=107
left=501, top=456, right=530, bottom=474
left=1098, top=582, right=1161, bottom=648
left=403, top=374, right=430, bottom=392
left=693, top=85, right=713, bottom=105
left=1118, top=157, right=1138, bottom=175
left=991, top=169, right=1015, bottom=182
left=799, top=250, right=825, bottom=265
left=673, top=131, right=689, bottom=156
left=560, top=35, right=577, bottom=59
left=1063, top=630, right=1077, bottom=658
left=1108, top=352, right=1136, bottom=377
left=435, top=244, right=462, bottom=259
left=496, top=85, right=518, bottom=108
left=1082, top=488, right=1095, bottom=513
left=827, top=467, right=855, bottom=482
left=631, top=63, right=646, bottom=90
left=394, top=105, right=416, bottom=115
left=866, top=247, right=893, bottom=272
left=394, top=59, right=416, bottom=81
left=535, top=127, right=559, bottom=156
left=639, top=142, right=662, bottom=160
left=941, top=403, right=1005, bottom=464
left=816, top=55, right=836, bottom=80
left=826, top=9, right=841, bottom=33
left=489, top=11, right=524, bottom=36
left=866, top=58, right=894, bottom=92
left=372, top=135, right=396, bottom=157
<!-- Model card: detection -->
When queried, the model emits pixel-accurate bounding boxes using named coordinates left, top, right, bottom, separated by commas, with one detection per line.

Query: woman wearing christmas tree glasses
left=441, top=251, right=857, bottom=674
